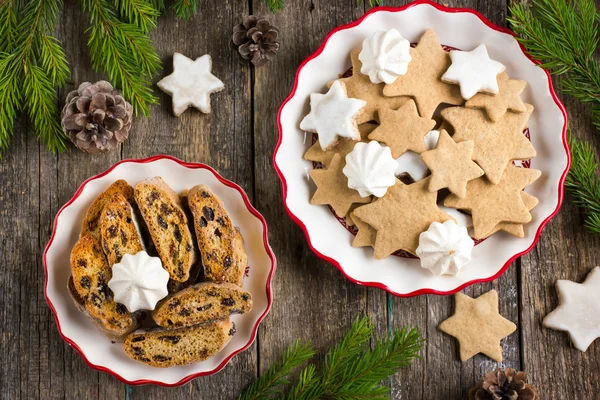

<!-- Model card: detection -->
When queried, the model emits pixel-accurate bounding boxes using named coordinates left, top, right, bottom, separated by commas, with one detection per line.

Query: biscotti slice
left=100, top=193, right=144, bottom=266
left=134, top=177, right=196, bottom=282
left=81, top=180, right=134, bottom=239
left=122, top=318, right=235, bottom=367
left=67, top=276, right=86, bottom=313
left=152, top=282, right=252, bottom=328
left=188, top=185, right=247, bottom=287
left=70, top=235, right=138, bottom=339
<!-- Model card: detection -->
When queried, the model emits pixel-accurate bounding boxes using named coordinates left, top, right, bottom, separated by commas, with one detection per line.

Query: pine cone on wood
left=232, top=15, right=279, bottom=67
left=62, top=81, right=133, bottom=154
left=469, top=368, right=539, bottom=400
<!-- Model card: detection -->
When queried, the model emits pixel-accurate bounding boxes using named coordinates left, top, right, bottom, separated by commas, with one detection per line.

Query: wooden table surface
left=1, top=1, right=600, bottom=399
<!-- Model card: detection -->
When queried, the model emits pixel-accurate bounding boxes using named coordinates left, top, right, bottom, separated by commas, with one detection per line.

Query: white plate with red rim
left=274, top=0, right=569, bottom=296
left=43, top=155, right=276, bottom=386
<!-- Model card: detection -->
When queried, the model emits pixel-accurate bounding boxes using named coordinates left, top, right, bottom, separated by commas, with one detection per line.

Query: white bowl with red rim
left=274, top=0, right=569, bottom=296
left=43, top=155, right=276, bottom=385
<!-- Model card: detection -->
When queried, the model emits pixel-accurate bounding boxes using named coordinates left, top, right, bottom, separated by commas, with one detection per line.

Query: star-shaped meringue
left=543, top=267, right=600, bottom=352
left=439, top=290, right=516, bottom=362
left=157, top=53, right=225, bottom=116
left=300, top=80, right=367, bottom=150
left=442, top=44, right=506, bottom=100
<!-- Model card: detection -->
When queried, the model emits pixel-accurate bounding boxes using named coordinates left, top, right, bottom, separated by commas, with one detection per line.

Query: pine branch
left=261, top=0, right=285, bottom=13
left=81, top=0, right=160, bottom=115
left=238, top=340, right=316, bottom=400
left=358, top=0, right=385, bottom=6
left=113, top=0, right=160, bottom=33
left=171, top=0, right=197, bottom=19
left=566, top=133, right=600, bottom=234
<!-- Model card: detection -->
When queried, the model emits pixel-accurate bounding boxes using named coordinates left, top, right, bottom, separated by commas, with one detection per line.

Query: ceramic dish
left=274, top=0, right=569, bottom=296
left=43, top=155, right=276, bottom=386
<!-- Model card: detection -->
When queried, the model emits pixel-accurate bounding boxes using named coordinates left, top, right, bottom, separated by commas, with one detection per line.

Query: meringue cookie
left=108, top=251, right=169, bottom=312
left=300, top=80, right=366, bottom=150
left=359, top=29, right=412, bottom=84
left=343, top=141, right=397, bottom=197
left=416, top=220, right=474, bottom=276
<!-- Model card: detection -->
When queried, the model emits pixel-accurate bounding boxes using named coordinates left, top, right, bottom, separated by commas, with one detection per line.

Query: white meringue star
left=442, top=44, right=506, bottom=100
left=157, top=53, right=225, bottom=116
left=543, top=267, right=600, bottom=352
left=300, top=80, right=366, bottom=150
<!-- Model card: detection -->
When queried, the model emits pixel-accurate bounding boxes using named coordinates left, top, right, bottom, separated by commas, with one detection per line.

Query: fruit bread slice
left=188, top=185, right=247, bottom=287
left=100, top=193, right=145, bottom=266
left=122, top=318, right=235, bottom=367
left=70, top=234, right=138, bottom=339
left=134, top=177, right=197, bottom=282
left=81, top=180, right=135, bottom=239
left=152, top=282, right=253, bottom=328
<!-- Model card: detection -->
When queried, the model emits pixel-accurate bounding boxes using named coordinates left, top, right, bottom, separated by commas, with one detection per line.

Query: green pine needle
left=358, top=0, right=385, bottom=6
left=262, top=0, right=285, bottom=13
left=81, top=0, right=160, bottom=116
left=238, top=340, right=316, bottom=400
left=566, top=133, right=600, bottom=234
left=113, top=0, right=160, bottom=33
left=239, top=316, right=424, bottom=400
left=171, top=0, right=197, bottom=19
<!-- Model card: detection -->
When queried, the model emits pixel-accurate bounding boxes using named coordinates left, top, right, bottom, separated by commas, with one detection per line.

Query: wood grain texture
left=0, top=0, right=599, bottom=399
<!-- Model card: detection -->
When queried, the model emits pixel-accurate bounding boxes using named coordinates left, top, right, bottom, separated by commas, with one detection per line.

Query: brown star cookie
left=309, top=154, right=370, bottom=217
left=465, top=72, right=527, bottom=122
left=351, top=212, right=376, bottom=248
left=439, top=290, right=517, bottom=362
left=383, top=29, right=463, bottom=119
left=489, top=191, right=539, bottom=238
left=304, top=123, right=376, bottom=167
left=368, top=100, right=436, bottom=158
left=420, top=130, right=484, bottom=198
left=441, top=104, right=536, bottom=184
left=444, top=164, right=542, bottom=239
left=336, top=50, right=409, bottom=124
left=353, top=178, right=454, bottom=258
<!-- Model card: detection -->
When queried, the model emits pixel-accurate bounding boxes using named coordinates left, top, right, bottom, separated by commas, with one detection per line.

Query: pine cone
left=62, top=81, right=133, bottom=154
left=469, top=368, right=539, bottom=400
left=232, top=15, right=279, bottom=67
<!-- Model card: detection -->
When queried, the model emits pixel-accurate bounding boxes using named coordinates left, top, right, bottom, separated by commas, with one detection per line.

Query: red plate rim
left=42, top=154, right=277, bottom=386
left=273, top=0, right=570, bottom=297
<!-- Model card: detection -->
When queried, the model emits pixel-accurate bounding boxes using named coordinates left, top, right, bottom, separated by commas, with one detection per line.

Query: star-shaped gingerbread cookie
left=488, top=192, right=538, bottom=238
left=383, top=29, right=463, bottom=119
left=543, top=267, right=600, bottom=352
left=304, top=123, right=376, bottom=167
left=441, top=105, right=536, bottom=184
left=309, top=154, right=370, bottom=217
left=353, top=178, right=454, bottom=258
left=157, top=53, right=225, bottom=116
left=368, top=100, right=436, bottom=158
left=465, top=72, right=527, bottom=122
left=420, top=130, right=484, bottom=198
left=444, top=164, right=541, bottom=239
left=351, top=212, right=376, bottom=248
left=336, top=50, right=409, bottom=124
left=439, top=290, right=517, bottom=362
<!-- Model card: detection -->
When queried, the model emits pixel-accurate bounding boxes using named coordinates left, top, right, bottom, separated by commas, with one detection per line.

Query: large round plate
left=44, top=155, right=276, bottom=385
left=274, top=0, right=569, bottom=296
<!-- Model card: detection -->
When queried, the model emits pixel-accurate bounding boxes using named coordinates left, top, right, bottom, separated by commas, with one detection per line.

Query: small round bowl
left=274, top=0, right=569, bottom=296
left=43, top=155, right=276, bottom=386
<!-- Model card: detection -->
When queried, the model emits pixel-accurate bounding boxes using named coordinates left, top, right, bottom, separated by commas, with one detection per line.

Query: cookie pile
left=68, top=178, right=252, bottom=368
left=301, top=28, right=541, bottom=276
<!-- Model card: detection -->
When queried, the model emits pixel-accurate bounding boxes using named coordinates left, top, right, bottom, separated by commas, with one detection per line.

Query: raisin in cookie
left=81, top=180, right=135, bottom=240
left=100, top=193, right=144, bottom=266
left=122, top=318, right=235, bottom=367
left=135, top=177, right=196, bottom=282
left=188, top=185, right=247, bottom=287
left=152, top=282, right=252, bottom=328
left=70, top=234, right=138, bottom=339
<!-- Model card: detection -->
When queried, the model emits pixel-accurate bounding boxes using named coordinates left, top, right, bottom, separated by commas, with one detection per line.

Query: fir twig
left=81, top=0, right=160, bottom=115
left=238, top=316, right=424, bottom=400
left=566, top=133, right=600, bottom=234
left=171, top=0, right=197, bottom=20
left=238, top=340, right=316, bottom=400
left=113, top=0, right=160, bottom=33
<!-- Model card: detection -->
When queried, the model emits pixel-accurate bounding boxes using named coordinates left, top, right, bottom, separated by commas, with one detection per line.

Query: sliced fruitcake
left=70, top=234, right=138, bottom=339
left=134, top=177, right=197, bottom=282
left=188, top=185, right=247, bottom=287
left=152, top=282, right=252, bottom=328
left=81, top=180, right=134, bottom=239
left=100, top=193, right=144, bottom=266
left=122, top=318, right=235, bottom=367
